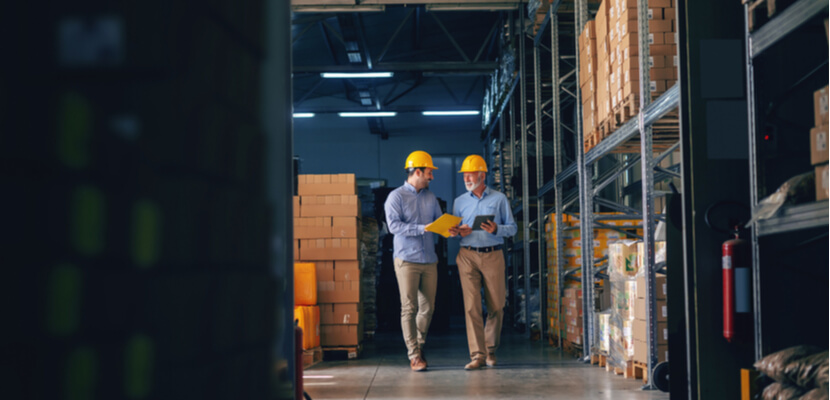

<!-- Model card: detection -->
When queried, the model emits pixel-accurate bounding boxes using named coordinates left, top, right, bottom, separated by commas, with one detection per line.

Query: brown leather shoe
left=486, top=353, right=497, bottom=367
left=464, top=358, right=485, bottom=370
left=410, top=356, right=427, bottom=372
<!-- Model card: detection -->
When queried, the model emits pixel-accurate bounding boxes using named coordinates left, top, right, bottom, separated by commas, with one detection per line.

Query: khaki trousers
left=393, top=258, right=438, bottom=359
left=456, top=247, right=506, bottom=361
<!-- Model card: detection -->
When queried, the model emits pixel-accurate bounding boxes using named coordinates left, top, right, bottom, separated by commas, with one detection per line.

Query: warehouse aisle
left=304, top=329, right=671, bottom=400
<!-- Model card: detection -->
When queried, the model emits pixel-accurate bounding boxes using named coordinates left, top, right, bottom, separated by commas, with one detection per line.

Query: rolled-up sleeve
left=384, top=191, right=425, bottom=237
left=497, top=197, right=518, bottom=238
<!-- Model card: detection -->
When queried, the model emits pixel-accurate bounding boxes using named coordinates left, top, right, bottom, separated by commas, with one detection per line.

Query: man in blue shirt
left=383, top=150, right=443, bottom=372
left=449, top=155, right=517, bottom=370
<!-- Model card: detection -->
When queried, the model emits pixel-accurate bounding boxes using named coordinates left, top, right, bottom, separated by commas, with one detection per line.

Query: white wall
left=293, top=113, right=485, bottom=187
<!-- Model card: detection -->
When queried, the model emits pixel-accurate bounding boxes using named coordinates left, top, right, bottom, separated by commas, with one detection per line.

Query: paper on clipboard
left=425, top=213, right=463, bottom=238
left=472, top=215, right=495, bottom=230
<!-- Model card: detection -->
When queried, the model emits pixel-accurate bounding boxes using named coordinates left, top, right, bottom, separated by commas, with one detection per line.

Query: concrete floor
left=303, top=328, right=671, bottom=400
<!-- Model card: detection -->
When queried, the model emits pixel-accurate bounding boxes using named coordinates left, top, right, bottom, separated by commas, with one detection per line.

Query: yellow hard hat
left=458, top=154, right=487, bottom=173
left=404, top=150, right=438, bottom=170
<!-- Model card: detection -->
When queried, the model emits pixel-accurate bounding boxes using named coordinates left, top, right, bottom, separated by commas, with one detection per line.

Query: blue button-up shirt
left=453, top=186, right=517, bottom=247
left=384, top=181, right=443, bottom=263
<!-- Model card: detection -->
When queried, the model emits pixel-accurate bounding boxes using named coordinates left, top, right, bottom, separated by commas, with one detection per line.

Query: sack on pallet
left=754, top=345, right=823, bottom=384
left=782, top=351, right=829, bottom=389
left=761, top=382, right=806, bottom=400
left=800, top=387, right=830, bottom=400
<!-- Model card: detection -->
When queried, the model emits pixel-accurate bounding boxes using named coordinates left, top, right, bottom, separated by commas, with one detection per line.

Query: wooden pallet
left=613, top=93, right=640, bottom=126
left=745, top=0, right=796, bottom=31
left=590, top=352, right=608, bottom=367
left=323, top=345, right=362, bottom=360
left=303, top=347, right=323, bottom=369
left=632, top=361, right=649, bottom=384
left=606, top=361, right=635, bottom=377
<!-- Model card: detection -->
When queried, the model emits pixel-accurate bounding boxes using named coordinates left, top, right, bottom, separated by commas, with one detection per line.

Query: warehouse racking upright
left=743, top=0, right=829, bottom=366
left=482, top=0, right=684, bottom=390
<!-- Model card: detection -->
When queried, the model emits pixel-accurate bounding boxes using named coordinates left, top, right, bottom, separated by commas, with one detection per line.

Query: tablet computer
left=472, top=215, right=495, bottom=230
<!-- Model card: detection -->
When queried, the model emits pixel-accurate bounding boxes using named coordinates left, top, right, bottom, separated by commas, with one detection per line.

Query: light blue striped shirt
left=453, top=186, right=517, bottom=247
left=384, top=181, right=443, bottom=263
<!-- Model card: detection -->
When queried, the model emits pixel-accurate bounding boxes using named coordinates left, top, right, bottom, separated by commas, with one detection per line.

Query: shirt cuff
left=417, top=224, right=426, bottom=234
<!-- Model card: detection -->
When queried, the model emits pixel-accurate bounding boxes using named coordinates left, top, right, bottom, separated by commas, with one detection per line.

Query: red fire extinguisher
left=722, top=229, right=750, bottom=343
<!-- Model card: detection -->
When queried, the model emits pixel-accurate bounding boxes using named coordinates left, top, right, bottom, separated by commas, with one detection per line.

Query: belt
left=463, top=245, right=503, bottom=253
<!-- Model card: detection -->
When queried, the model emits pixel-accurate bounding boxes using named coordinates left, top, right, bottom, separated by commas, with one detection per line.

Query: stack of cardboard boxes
left=595, top=1, right=612, bottom=136
left=580, top=20, right=599, bottom=148
left=545, top=213, right=644, bottom=342
left=633, top=273, right=669, bottom=364
left=563, top=288, right=584, bottom=347
left=294, top=174, right=364, bottom=349
left=578, top=0, right=679, bottom=152
left=295, top=262, right=322, bottom=366
left=812, top=86, right=829, bottom=200
left=608, top=0, right=677, bottom=114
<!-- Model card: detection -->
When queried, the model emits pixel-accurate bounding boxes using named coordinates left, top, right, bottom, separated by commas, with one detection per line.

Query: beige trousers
left=456, top=247, right=506, bottom=361
left=393, top=258, right=438, bottom=359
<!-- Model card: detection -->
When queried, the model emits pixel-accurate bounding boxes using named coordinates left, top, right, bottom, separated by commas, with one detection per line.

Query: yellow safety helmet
left=404, top=150, right=438, bottom=170
left=458, top=154, right=488, bottom=173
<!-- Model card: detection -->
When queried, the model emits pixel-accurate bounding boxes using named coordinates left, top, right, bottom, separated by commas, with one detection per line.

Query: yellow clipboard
left=425, top=213, right=462, bottom=238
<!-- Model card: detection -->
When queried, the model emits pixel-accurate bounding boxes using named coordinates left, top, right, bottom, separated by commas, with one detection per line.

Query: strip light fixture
left=338, top=112, right=397, bottom=117
left=321, top=72, right=393, bottom=79
left=422, top=110, right=481, bottom=116
left=293, top=113, right=315, bottom=118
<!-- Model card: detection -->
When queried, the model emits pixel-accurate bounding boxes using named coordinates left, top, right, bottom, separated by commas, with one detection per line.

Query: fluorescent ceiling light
left=293, top=113, right=315, bottom=118
left=321, top=72, right=393, bottom=78
left=292, top=5, right=385, bottom=13
left=422, top=110, right=481, bottom=116
left=338, top=112, right=397, bottom=117
left=426, top=4, right=519, bottom=11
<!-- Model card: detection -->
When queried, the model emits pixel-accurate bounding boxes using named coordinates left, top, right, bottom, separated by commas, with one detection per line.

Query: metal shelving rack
left=743, top=0, right=829, bottom=361
left=538, top=0, right=682, bottom=388
left=481, top=3, right=685, bottom=373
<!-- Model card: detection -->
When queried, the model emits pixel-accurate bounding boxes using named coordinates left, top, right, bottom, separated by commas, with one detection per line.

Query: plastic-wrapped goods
left=761, top=382, right=806, bottom=400
left=783, top=351, right=829, bottom=390
left=596, top=310, right=612, bottom=353
left=755, top=346, right=823, bottom=384
left=800, top=387, right=830, bottom=400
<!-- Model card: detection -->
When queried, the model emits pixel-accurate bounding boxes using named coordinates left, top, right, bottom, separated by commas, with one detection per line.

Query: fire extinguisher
left=722, top=230, right=750, bottom=342
left=706, top=201, right=752, bottom=343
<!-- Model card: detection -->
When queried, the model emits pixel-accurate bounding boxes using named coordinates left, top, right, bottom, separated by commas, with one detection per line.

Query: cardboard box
left=815, top=86, right=829, bottom=127
left=634, top=339, right=669, bottom=363
left=817, top=164, right=829, bottom=201
left=609, top=240, right=639, bottom=277
left=321, top=324, right=362, bottom=346
left=564, top=288, right=583, bottom=300
left=298, top=174, right=357, bottom=196
left=635, top=272, right=667, bottom=299
left=320, top=303, right=361, bottom=325
left=294, top=240, right=300, bottom=260
left=293, top=196, right=300, bottom=217
left=633, top=319, right=669, bottom=343
left=299, top=195, right=360, bottom=217
left=294, top=217, right=332, bottom=239
left=633, top=297, right=668, bottom=321
left=334, top=260, right=360, bottom=281
left=315, top=261, right=334, bottom=281
left=317, top=280, right=361, bottom=303
left=300, top=238, right=359, bottom=260
left=650, top=44, right=677, bottom=56
left=810, top=125, right=829, bottom=165
left=332, top=217, right=359, bottom=238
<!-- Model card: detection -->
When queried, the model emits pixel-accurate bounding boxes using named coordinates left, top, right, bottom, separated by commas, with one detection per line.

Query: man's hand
left=481, top=220, right=498, bottom=235
left=449, top=224, right=473, bottom=237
